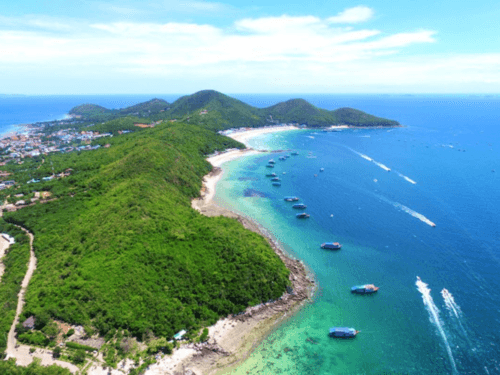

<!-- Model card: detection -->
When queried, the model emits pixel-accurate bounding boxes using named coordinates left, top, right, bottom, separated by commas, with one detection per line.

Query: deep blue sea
left=213, top=95, right=500, bottom=375
left=1, top=94, right=499, bottom=374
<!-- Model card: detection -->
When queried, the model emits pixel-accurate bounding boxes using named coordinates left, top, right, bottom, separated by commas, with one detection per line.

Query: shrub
left=72, top=349, right=86, bottom=364
left=53, top=346, right=61, bottom=358
left=65, top=342, right=95, bottom=352
left=199, top=328, right=209, bottom=343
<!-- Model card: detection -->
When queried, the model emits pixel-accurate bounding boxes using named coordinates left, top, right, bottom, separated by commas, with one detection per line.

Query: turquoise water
left=2, top=94, right=499, bottom=374
left=215, top=98, right=500, bottom=374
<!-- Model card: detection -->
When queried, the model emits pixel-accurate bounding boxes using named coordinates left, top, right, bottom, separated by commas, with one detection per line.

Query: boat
left=351, top=284, right=379, bottom=294
left=320, top=168, right=324, bottom=172
left=291, top=152, right=299, bottom=155
left=321, top=242, right=342, bottom=250
left=266, top=164, right=274, bottom=168
left=272, top=182, right=281, bottom=186
left=296, top=213, right=310, bottom=218
left=268, top=159, right=276, bottom=164
left=271, top=177, right=281, bottom=181
left=284, top=155, right=290, bottom=158
left=329, top=327, right=359, bottom=338
left=284, top=197, right=299, bottom=202
left=279, top=156, right=286, bottom=161
left=292, top=203, right=307, bottom=209
left=266, top=173, right=277, bottom=177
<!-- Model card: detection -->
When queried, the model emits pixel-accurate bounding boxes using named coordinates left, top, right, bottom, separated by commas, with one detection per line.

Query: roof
left=22, top=316, right=36, bottom=329
left=173, top=330, right=187, bottom=340
left=330, top=327, right=354, bottom=333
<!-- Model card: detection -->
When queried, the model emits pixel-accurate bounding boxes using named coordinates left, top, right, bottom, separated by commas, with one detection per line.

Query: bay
left=1, top=94, right=499, bottom=374
left=215, top=95, right=500, bottom=374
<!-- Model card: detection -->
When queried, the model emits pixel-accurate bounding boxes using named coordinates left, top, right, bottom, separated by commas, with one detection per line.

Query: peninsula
left=0, top=90, right=399, bottom=374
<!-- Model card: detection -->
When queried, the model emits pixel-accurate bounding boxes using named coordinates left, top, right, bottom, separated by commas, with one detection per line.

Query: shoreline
left=172, top=126, right=315, bottom=375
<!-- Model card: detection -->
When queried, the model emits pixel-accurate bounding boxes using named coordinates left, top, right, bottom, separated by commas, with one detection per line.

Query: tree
left=72, top=349, right=85, bottom=364
left=199, top=328, right=209, bottom=343
left=52, top=346, right=61, bottom=358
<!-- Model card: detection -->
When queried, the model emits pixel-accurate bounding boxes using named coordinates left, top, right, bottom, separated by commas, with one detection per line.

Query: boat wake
left=441, top=289, right=463, bottom=321
left=346, top=147, right=421, bottom=183
left=374, top=194, right=436, bottom=227
left=416, top=277, right=458, bottom=374
left=372, top=160, right=391, bottom=172
left=396, top=171, right=417, bottom=184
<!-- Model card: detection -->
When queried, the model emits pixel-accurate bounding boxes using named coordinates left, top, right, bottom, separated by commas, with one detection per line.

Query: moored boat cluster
left=263, top=149, right=379, bottom=340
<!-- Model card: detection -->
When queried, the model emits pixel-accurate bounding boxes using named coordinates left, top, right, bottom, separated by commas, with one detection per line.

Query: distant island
left=69, top=90, right=400, bottom=130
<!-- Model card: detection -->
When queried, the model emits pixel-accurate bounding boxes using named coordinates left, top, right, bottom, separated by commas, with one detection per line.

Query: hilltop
left=69, top=90, right=400, bottom=129
left=68, top=99, right=170, bottom=122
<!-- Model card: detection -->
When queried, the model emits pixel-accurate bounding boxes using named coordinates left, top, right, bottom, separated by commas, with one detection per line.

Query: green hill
left=69, top=90, right=399, bottom=129
left=3, top=123, right=290, bottom=341
left=69, top=104, right=111, bottom=118
left=153, top=90, right=399, bottom=129
left=118, top=98, right=170, bottom=117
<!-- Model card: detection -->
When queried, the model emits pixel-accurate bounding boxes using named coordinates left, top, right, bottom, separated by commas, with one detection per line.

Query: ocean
left=214, top=95, right=500, bottom=374
left=2, top=94, right=500, bottom=374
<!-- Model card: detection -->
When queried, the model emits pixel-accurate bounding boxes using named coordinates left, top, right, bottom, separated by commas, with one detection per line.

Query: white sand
left=226, top=125, right=299, bottom=147
left=143, top=348, right=197, bottom=375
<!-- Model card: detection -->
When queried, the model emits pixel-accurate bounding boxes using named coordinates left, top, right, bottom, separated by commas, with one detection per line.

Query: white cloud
left=1, top=11, right=498, bottom=93
left=235, top=15, right=321, bottom=34
left=0, top=15, right=73, bottom=32
left=328, top=6, right=374, bottom=24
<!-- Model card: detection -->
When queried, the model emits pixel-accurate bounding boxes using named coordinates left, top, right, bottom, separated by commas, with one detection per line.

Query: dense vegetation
left=69, top=99, right=170, bottom=122
left=0, top=359, right=71, bottom=375
left=0, top=222, right=31, bottom=358
left=69, top=90, right=400, bottom=130
left=3, top=123, right=291, bottom=342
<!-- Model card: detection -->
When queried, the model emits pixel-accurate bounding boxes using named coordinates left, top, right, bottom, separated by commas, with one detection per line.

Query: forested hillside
left=3, top=123, right=290, bottom=342
left=69, top=90, right=400, bottom=130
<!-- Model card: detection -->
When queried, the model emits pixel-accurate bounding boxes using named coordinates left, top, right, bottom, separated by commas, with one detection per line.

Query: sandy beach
left=224, top=125, right=299, bottom=148
left=184, top=126, right=315, bottom=374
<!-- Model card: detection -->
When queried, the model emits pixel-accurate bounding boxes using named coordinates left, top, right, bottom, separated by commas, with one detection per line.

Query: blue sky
left=1, top=0, right=499, bottom=94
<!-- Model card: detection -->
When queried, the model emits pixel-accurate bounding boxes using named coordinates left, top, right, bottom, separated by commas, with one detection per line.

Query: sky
left=1, top=0, right=499, bottom=94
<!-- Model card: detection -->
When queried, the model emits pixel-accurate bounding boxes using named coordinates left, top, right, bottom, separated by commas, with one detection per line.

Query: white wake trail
left=442, top=289, right=471, bottom=343
left=416, top=277, right=458, bottom=374
left=396, top=172, right=417, bottom=184
left=374, top=194, right=436, bottom=227
left=393, top=202, right=436, bottom=227
left=346, top=147, right=420, bottom=183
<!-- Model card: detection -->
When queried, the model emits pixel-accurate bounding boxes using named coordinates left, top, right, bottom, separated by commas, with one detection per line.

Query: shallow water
left=215, top=96, right=500, bottom=374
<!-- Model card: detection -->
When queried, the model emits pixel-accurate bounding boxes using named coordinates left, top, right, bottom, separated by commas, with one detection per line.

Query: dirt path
left=0, top=236, right=10, bottom=281
left=4, top=225, right=78, bottom=373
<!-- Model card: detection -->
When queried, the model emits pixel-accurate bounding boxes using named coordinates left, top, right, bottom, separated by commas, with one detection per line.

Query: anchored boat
left=266, top=173, right=277, bottom=177
left=268, top=159, right=276, bottom=164
left=284, top=196, right=299, bottom=202
left=272, top=182, right=281, bottom=186
left=329, top=327, right=359, bottom=338
left=296, top=213, right=310, bottom=219
left=351, top=284, right=379, bottom=294
left=266, top=164, right=274, bottom=168
left=292, top=203, right=307, bottom=209
left=321, top=242, right=342, bottom=250
left=271, top=177, right=281, bottom=182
